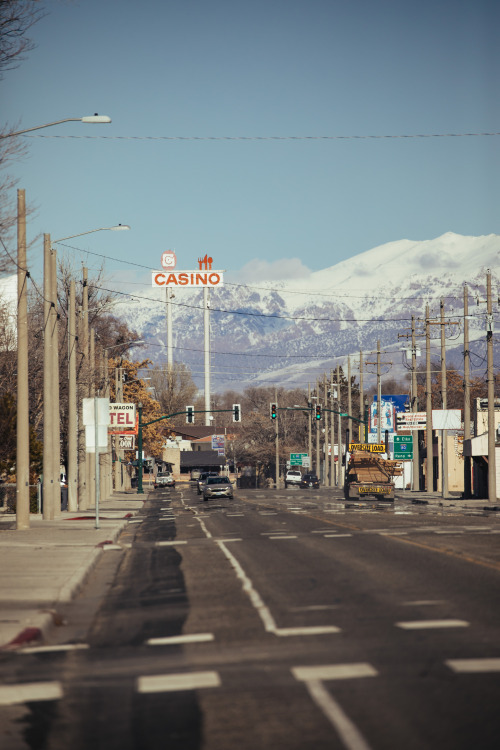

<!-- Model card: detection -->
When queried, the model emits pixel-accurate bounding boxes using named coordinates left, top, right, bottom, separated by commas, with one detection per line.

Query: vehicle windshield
left=207, top=477, right=230, bottom=485
left=157, top=473, right=170, bottom=477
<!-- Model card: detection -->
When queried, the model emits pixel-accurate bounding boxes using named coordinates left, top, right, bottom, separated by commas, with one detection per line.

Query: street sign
left=290, top=452, right=308, bottom=466
left=396, top=412, right=426, bottom=430
left=119, top=434, right=135, bottom=450
left=394, top=435, right=413, bottom=459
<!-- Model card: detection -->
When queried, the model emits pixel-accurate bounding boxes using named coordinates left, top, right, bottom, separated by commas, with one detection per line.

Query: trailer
left=344, top=451, right=403, bottom=501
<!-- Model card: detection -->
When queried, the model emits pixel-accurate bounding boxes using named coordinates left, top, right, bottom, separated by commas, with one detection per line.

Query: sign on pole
left=290, top=453, right=308, bottom=466
left=396, top=412, right=426, bottom=430
left=394, top=435, right=413, bottom=459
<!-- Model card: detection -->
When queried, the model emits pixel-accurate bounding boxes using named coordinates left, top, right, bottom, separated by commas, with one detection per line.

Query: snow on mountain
left=113, top=233, right=500, bottom=392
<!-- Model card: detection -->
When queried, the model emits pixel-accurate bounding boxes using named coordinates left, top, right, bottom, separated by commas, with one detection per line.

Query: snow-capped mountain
left=114, top=233, right=500, bottom=392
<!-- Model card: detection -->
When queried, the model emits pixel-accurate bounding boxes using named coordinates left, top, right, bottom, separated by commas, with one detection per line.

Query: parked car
left=203, top=475, right=233, bottom=501
left=190, top=469, right=201, bottom=481
left=300, top=473, right=320, bottom=489
left=155, top=472, right=175, bottom=488
left=197, top=471, right=219, bottom=494
left=285, top=469, right=302, bottom=488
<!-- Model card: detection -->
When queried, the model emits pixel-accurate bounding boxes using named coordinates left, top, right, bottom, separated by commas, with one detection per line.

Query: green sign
left=394, top=435, right=413, bottom=460
left=290, top=452, right=308, bottom=466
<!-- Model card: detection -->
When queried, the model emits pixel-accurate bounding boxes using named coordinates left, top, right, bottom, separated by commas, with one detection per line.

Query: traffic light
left=186, top=405, right=194, bottom=424
left=232, top=403, right=241, bottom=422
left=270, top=403, right=277, bottom=420
left=315, top=404, right=322, bottom=420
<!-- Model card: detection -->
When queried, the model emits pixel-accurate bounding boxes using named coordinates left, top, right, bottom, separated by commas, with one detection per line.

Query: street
left=2, top=484, right=500, bottom=749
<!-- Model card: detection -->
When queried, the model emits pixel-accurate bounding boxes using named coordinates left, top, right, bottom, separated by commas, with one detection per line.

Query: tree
left=149, top=363, right=198, bottom=427
left=0, top=392, right=42, bottom=478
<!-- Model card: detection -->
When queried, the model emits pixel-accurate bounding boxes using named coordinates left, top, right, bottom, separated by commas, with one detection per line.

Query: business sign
left=119, top=434, right=135, bottom=450
left=397, top=412, right=427, bottom=430
left=393, top=435, right=413, bottom=460
left=370, top=401, right=396, bottom=434
left=290, top=452, right=308, bottom=465
left=432, top=409, right=462, bottom=430
left=161, top=250, right=177, bottom=269
left=153, top=254, right=224, bottom=288
left=211, top=434, right=225, bottom=451
left=349, top=443, right=385, bottom=453
left=109, top=403, right=136, bottom=432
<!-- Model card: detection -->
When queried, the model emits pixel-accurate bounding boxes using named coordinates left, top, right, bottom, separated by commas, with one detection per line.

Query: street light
left=2, top=115, right=111, bottom=139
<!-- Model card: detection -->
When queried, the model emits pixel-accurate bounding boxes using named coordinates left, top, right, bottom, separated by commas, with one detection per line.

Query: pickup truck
left=344, top=451, right=402, bottom=501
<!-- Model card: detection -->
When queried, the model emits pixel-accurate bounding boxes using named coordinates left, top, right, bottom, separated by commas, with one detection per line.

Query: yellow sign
left=349, top=443, right=385, bottom=453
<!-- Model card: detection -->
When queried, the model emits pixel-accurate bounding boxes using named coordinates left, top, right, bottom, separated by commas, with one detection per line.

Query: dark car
left=300, top=473, right=320, bottom=488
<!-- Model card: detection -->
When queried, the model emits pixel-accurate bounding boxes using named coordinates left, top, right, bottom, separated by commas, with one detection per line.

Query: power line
left=23, top=131, right=500, bottom=141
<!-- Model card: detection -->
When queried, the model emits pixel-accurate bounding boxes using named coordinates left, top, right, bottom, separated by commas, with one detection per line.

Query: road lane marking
left=324, top=533, right=353, bottom=538
left=292, top=664, right=376, bottom=750
left=156, top=540, right=187, bottom=546
left=276, top=626, right=341, bottom=636
left=0, top=682, right=63, bottom=705
left=396, top=619, right=469, bottom=630
left=146, top=633, right=214, bottom=646
left=445, top=658, right=500, bottom=673
left=402, top=600, right=447, bottom=606
left=268, top=535, right=298, bottom=540
left=20, top=644, right=89, bottom=654
left=137, top=671, right=221, bottom=693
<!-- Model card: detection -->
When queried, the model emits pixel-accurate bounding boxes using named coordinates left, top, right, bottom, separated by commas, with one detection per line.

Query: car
left=300, top=473, right=320, bottom=489
left=285, top=469, right=302, bottom=488
left=155, top=472, right=175, bottom=488
left=190, top=469, right=201, bottom=481
left=203, top=476, right=233, bottom=501
left=197, top=471, right=219, bottom=494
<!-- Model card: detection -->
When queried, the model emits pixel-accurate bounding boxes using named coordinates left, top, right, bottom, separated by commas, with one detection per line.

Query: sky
left=3, top=0, right=500, bottom=292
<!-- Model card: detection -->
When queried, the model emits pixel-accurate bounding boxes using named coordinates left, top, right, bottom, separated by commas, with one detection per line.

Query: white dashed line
left=323, top=534, right=353, bottom=538
left=20, top=644, right=89, bottom=654
left=268, top=535, right=298, bottom=540
left=156, top=540, right=187, bottom=546
left=146, top=633, right=214, bottom=646
left=445, top=658, right=500, bottom=673
left=0, top=681, right=63, bottom=706
left=293, top=663, right=378, bottom=681
left=137, top=671, right=221, bottom=693
left=396, top=619, right=469, bottom=630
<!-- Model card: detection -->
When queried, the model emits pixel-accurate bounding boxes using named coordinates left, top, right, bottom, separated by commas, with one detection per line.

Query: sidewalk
left=0, top=491, right=145, bottom=650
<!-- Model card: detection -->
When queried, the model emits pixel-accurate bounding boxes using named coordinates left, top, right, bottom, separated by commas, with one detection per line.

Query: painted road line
left=156, top=540, right=187, bottom=546
left=128, top=519, right=143, bottom=524
left=215, top=538, right=242, bottom=543
left=276, top=626, right=341, bottom=636
left=21, top=644, right=89, bottom=654
left=0, top=681, right=63, bottom=706
left=102, top=544, right=123, bottom=551
left=137, top=671, right=220, bottom=693
left=293, top=664, right=378, bottom=682
left=226, top=513, right=245, bottom=517
left=378, top=531, right=408, bottom=536
left=396, top=619, right=469, bottom=630
left=323, top=534, right=353, bottom=538
left=269, top=535, right=298, bottom=540
left=445, top=658, right=500, bottom=673
left=402, top=600, right=447, bottom=606
left=434, top=530, right=464, bottom=535
left=147, top=633, right=214, bottom=646
left=292, top=664, right=376, bottom=750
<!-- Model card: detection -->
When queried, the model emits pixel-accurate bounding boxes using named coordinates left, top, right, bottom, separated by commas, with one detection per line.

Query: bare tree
left=0, top=1, right=45, bottom=79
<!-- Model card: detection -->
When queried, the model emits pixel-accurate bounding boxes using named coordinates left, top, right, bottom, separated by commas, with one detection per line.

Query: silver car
left=203, top=476, right=233, bottom=501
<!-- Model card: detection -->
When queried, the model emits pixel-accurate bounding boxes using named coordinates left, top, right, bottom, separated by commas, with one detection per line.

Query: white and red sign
left=152, top=253, right=224, bottom=288
left=109, top=403, right=136, bottom=433
left=161, top=250, right=177, bottom=270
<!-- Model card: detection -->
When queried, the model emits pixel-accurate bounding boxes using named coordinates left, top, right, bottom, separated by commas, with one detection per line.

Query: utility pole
left=67, top=280, right=78, bottom=511
left=486, top=269, right=497, bottom=502
left=275, top=388, right=279, bottom=488
left=463, top=284, right=472, bottom=498
left=347, top=355, right=352, bottom=448
left=315, top=381, right=320, bottom=478
left=204, top=287, right=211, bottom=426
left=329, top=371, right=335, bottom=487
left=411, top=316, right=420, bottom=491
left=307, top=383, right=312, bottom=462
left=80, top=268, right=90, bottom=509
left=16, top=189, right=30, bottom=529
left=88, top=328, right=96, bottom=508
left=337, top=365, right=343, bottom=488
left=376, top=341, right=382, bottom=445
left=425, top=305, right=433, bottom=492
left=43, top=234, right=54, bottom=519
left=323, top=374, right=328, bottom=486
left=440, top=298, right=448, bottom=498
left=51, top=246, right=61, bottom=518
left=359, top=350, right=364, bottom=436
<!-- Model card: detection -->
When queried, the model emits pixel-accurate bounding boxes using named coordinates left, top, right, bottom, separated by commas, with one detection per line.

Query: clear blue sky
left=3, top=0, right=500, bottom=288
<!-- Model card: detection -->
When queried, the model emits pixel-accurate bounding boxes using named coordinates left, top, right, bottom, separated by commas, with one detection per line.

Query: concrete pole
left=411, top=316, right=420, bottom=491
left=275, top=388, right=279, bottom=488
left=51, top=247, right=61, bottom=518
left=425, top=305, right=433, bottom=492
left=67, top=280, right=78, bottom=511
left=323, top=374, right=328, bottom=485
left=463, top=284, right=472, bottom=498
left=16, top=189, right=30, bottom=529
left=486, top=269, right=497, bottom=502
left=347, top=355, right=352, bottom=443
left=88, top=328, right=96, bottom=508
left=315, top=381, right=320, bottom=478
left=330, top=371, right=335, bottom=487
left=204, top=287, right=211, bottom=426
left=337, top=365, right=343, bottom=488
left=440, top=298, right=448, bottom=499
left=359, top=350, right=364, bottom=430
left=77, top=303, right=88, bottom=508
left=308, top=384, right=312, bottom=462
left=82, top=268, right=91, bottom=509
left=43, top=234, right=55, bottom=519
left=376, top=341, right=382, bottom=445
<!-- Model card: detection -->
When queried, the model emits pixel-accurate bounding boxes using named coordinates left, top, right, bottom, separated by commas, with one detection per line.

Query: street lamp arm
left=1, top=115, right=111, bottom=138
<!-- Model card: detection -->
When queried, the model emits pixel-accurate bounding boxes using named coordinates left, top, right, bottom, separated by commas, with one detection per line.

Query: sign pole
left=94, top=396, right=100, bottom=529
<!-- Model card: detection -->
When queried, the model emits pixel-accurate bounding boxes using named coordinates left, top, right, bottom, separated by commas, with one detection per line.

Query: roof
left=180, top=450, right=226, bottom=468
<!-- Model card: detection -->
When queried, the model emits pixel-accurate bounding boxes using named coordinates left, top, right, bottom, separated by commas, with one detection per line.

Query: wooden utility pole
left=330, top=370, right=335, bottom=487
left=337, top=365, right=343, bottom=487
left=425, top=305, right=433, bottom=492
left=347, top=355, right=352, bottom=447
left=463, top=284, right=472, bottom=498
left=359, top=350, right=364, bottom=435
left=486, top=269, right=497, bottom=502
left=275, top=388, right=279, bottom=489
left=16, top=190, right=30, bottom=529
left=68, top=280, right=78, bottom=511
left=323, top=374, right=328, bottom=485
left=440, top=298, right=448, bottom=498
left=411, top=316, right=420, bottom=491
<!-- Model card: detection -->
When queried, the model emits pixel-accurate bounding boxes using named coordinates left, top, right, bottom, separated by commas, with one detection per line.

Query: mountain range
left=112, top=232, right=500, bottom=393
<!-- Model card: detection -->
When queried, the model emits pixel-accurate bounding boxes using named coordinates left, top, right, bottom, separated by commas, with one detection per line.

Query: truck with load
left=344, top=449, right=402, bottom=501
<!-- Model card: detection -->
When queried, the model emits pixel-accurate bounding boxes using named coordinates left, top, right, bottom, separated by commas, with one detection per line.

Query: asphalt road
left=2, top=485, right=500, bottom=749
